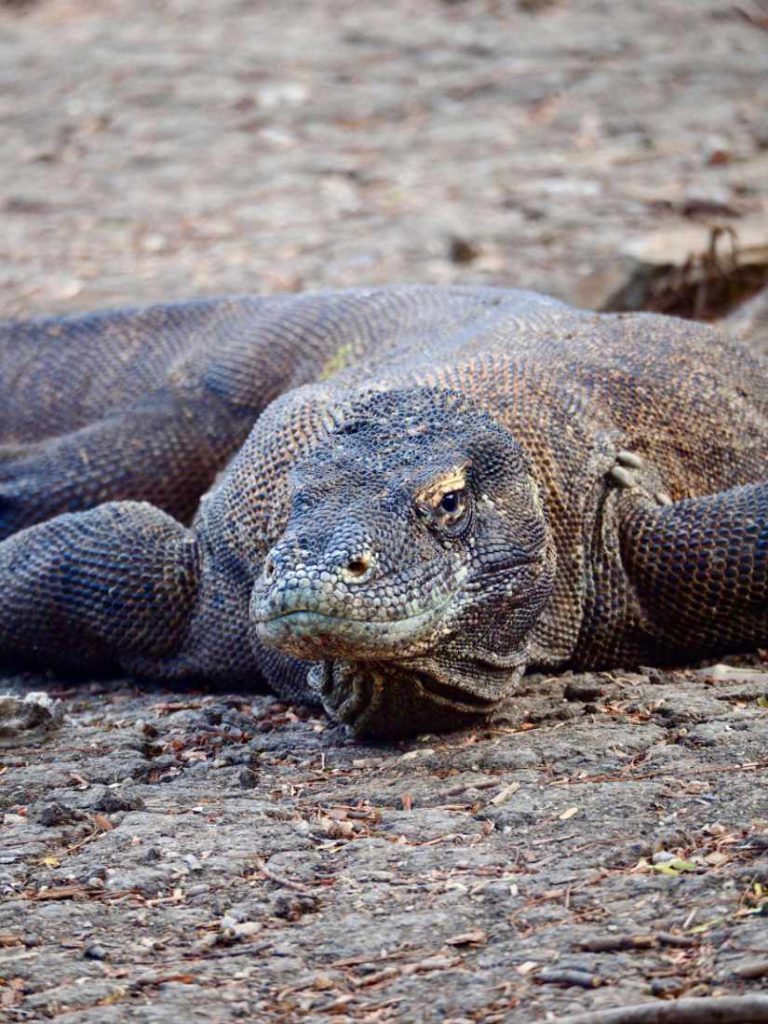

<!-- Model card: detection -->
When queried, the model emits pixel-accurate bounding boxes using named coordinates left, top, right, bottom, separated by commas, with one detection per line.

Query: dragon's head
left=251, top=387, right=555, bottom=737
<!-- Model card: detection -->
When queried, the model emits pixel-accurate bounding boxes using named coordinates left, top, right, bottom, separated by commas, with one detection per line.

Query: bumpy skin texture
left=1, top=286, right=766, bottom=737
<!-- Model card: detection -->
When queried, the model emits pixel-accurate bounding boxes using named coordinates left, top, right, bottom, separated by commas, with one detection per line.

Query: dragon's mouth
left=253, top=601, right=451, bottom=659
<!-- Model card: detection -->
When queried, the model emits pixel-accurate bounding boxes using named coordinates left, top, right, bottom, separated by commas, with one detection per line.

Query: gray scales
left=1, top=286, right=766, bottom=737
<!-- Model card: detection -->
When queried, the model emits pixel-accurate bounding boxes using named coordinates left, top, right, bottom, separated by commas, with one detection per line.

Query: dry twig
left=538, top=968, right=603, bottom=988
left=250, top=857, right=315, bottom=895
left=555, top=993, right=768, bottom=1024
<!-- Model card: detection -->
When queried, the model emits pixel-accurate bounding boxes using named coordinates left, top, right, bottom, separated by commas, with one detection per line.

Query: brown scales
left=0, top=286, right=766, bottom=737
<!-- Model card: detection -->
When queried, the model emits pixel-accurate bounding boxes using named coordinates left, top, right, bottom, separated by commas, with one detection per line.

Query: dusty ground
left=1, top=1, right=767, bottom=1021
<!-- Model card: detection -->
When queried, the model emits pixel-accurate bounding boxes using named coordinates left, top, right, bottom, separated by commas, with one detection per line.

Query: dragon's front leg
left=0, top=502, right=201, bottom=673
left=619, top=481, right=768, bottom=658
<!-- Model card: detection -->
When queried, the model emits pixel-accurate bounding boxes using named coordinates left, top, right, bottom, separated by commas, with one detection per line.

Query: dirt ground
left=1, top=1, right=767, bottom=1022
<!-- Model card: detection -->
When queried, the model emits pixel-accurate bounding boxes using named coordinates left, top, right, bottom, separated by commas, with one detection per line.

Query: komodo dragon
left=1, top=286, right=766, bottom=737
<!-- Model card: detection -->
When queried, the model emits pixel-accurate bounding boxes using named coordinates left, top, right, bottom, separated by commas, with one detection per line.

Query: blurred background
left=1, top=0, right=766, bottom=323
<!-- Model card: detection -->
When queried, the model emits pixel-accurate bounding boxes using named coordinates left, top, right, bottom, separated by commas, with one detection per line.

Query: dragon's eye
left=415, top=471, right=472, bottom=537
left=435, top=489, right=469, bottom=532
left=439, top=491, right=461, bottom=514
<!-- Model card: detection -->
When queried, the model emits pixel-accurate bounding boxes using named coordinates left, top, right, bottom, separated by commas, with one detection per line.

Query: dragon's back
left=494, top=308, right=768, bottom=501
left=307, top=291, right=768, bottom=501
left=0, top=298, right=267, bottom=443
left=3, top=284, right=765, bottom=504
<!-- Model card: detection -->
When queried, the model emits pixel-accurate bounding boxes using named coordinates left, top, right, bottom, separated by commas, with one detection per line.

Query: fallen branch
left=577, top=933, right=698, bottom=953
left=555, top=994, right=768, bottom=1024
left=577, top=935, right=656, bottom=953
left=735, top=3, right=768, bottom=33
left=537, top=968, right=603, bottom=989
left=250, top=857, right=315, bottom=895
left=733, top=960, right=768, bottom=980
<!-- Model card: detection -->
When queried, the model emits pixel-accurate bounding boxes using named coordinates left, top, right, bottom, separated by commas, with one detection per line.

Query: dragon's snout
left=260, top=541, right=376, bottom=590
left=249, top=534, right=388, bottom=658
left=250, top=526, right=457, bottom=663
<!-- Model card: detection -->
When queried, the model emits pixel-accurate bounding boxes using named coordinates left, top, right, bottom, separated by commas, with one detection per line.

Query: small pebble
left=274, top=893, right=320, bottom=920
left=650, top=976, right=687, bottom=997
left=33, top=802, right=86, bottom=827
left=238, top=768, right=259, bottom=789
left=652, top=850, right=676, bottom=864
left=91, top=791, right=145, bottom=813
left=224, top=921, right=262, bottom=941
left=83, top=944, right=107, bottom=960
left=186, top=884, right=210, bottom=897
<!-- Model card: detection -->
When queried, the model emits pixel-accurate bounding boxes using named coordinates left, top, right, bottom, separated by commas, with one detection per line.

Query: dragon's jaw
left=251, top=536, right=555, bottom=738
left=252, top=568, right=540, bottom=737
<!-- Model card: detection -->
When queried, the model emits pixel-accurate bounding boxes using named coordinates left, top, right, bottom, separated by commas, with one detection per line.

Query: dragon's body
left=1, top=287, right=766, bottom=736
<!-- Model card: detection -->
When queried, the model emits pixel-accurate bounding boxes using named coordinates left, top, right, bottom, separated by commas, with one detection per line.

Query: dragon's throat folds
left=306, top=657, right=526, bottom=739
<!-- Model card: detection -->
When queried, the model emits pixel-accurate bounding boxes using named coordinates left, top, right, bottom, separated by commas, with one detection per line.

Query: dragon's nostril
left=263, top=557, right=276, bottom=580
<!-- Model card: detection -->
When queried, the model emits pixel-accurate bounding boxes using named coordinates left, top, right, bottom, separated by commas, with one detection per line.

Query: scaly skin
left=1, top=286, right=766, bottom=737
